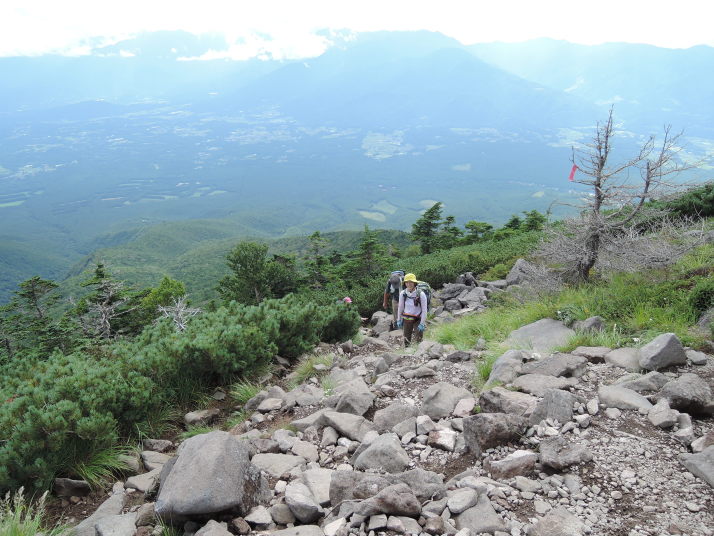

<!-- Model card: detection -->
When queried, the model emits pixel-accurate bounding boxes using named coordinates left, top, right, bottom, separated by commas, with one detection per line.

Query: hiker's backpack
left=388, top=270, right=405, bottom=296
left=403, top=281, right=432, bottom=312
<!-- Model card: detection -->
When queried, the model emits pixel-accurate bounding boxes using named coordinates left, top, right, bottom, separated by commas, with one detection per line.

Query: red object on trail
left=568, top=164, right=578, bottom=182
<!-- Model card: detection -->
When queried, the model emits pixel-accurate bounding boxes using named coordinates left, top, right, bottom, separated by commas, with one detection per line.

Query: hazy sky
left=2, top=0, right=713, bottom=58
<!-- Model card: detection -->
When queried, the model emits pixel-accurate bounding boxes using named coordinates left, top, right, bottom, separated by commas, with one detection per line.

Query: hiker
left=396, top=273, right=427, bottom=346
left=382, top=270, right=404, bottom=330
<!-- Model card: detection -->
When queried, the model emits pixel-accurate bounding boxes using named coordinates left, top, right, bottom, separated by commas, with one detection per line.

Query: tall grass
left=71, top=444, right=132, bottom=489
left=0, top=488, right=65, bottom=536
left=288, top=353, right=334, bottom=389
left=231, top=381, right=262, bottom=405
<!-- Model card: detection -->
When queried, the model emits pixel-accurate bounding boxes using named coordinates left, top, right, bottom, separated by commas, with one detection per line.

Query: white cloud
left=1, top=0, right=713, bottom=57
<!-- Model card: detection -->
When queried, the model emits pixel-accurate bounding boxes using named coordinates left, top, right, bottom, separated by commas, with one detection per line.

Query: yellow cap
left=404, top=273, right=418, bottom=283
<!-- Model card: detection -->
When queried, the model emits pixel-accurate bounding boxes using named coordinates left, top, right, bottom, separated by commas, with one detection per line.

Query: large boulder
left=155, top=431, right=269, bottom=523
left=356, top=483, right=421, bottom=517
left=353, top=433, right=410, bottom=473
left=528, top=389, right=576, bottom=425
left=329, top=472, right=392, bottom=506
left=614, top=371, right=669, bottom=393
left=322, top=411, right=376, bottom=442
left=506, top=258, right=537, bottom=286
left=486, top=350, right=530, bottom=386
left=505, top=318, right=575, bottom=354
left=437, top=283, right=470, bottom=301
left=285, top=481, right=324, bottom=523
left=512, top=374, right=579, bottom=397
left=530, top=507, right=587, bottom=536
left=421, top=382, right=472, bottom=420
left=598, top=385, right=653, bottom=412
left=679, top=446, right=714, bottom=488
left=604, top=348, right=642, bottom=372
left=479, top=387, right=538, bottom=417
left=520, top=353, right=588, bottom=378
left=462, top=413, right=528, bottom=456
left=656, top=373, right=713, bottom=414
left=373, top=402, right=420, bottom=432
left=638, top=333, right=687, bottom=370
left=539, top=436, right=593, bottom=470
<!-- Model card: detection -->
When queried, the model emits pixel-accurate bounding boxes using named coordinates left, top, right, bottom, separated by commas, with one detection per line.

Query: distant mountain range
left=1, top=31, right=712, bottom=302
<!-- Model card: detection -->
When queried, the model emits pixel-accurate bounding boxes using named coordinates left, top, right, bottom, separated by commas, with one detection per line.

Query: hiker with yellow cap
left=396, top=273, right=427, bottom=346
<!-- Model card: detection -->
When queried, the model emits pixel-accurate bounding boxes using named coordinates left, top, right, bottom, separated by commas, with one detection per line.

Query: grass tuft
left=0, top=488, right=66, bottom=536
left=71, top=444, right=132, bottom=490
left=179, top=425, right=215, bottom=441
left=231, top=381, right=262, bottom=405
left=288, top=353, right=334, bottom=389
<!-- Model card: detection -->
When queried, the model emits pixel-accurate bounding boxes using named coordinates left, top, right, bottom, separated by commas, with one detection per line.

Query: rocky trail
left=54, top=271, right=714, bottom=536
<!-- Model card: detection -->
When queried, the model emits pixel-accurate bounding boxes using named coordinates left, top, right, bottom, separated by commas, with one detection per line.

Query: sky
left=1, top=0, right=714, bottom=58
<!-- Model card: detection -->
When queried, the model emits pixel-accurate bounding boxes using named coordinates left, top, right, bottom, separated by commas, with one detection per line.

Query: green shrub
left=319, top=302, right=361, bottom=343
left=689, top=277, right=714, bottom=314
left=256, top=296, right=323, bottom=360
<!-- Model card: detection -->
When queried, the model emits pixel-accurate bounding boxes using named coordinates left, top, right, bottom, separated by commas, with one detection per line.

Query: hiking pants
left=403, top=317, right=423, bottom=347
left=391, top=299, right=399, bottom=328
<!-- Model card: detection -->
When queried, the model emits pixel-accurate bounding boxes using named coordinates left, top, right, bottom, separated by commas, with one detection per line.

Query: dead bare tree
left=158, top=296, right=201, bottom=331
left=540, top=107, right=697, bottom=281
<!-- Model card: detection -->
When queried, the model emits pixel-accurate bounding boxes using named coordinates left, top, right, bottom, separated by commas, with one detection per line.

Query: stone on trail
left=453, top=397, right=476, bottom=417
left=484, top=449, right=537, bottom=480
left=597, top=385, right=653, bottom=412
left=571, top=346, right=611, bottom=363
left=301, top=468, right=334, bottom=506
left=462, top=413, right=528, bottom=456
left=72, top=483, right=126, bottom=536
left=647, top=399, right=679, bottom=428
left=573, top=315, right=606, bottom=332
left=604, top=347, right=642, bottom=372
left=155, top=431, right=268, bottom=523
left=373, top=402, right=420, bottom=432
left=614, top=371, right=669, bottom=393
left=356, top=483, right=421, bottom=517
left=447, top=488, right=479, bottom=514
left=256, top=397, right=284, bottom=412
left=691, top=430, right=714, bottom=453
left=54, top=477, right=91, bottom=497
left=428, top=428, right=458, bottom=451
left=184, top=408, right=221, bottom=426
left=529, top=506, right=587, bottom=536
left=656, top=373, right=713, bottom=414
left=244, top=505, right=273, bottom=528
left=125, top=468, right=161, bottom=493
left=528, top=389, right=576, bottom=426
left=143, top=438, right=173, bottom=453
left=504, top=318, right=575, bottom=353
left=141, top=450, right=171, bottom=471
left=512, top=374, right=578, bottom=397
left=250, top=453, right=306, bottom=478
left=322, top=410, right=376, bottom=442
left=454, top=494, right=506, bottom=534
left=486, top=349, right=530, bottom=386
left=638, top=333, right=687, bottom=370
left=93, top=512, right=138, bottom=536
left=392, top=468, right=446, bottom=502
left=353, top=433, right=410, bottom=473
left=520, top=353, right=588, bottom=378
left=270, top=526, right=324, bottom=536
left=285, top=481, right=324, bottom=523
left=539, top=436, right=593, bottom=470
left=478, top=386, right=538, bottom=417
left=421, top=382, right=472, bottom=419
left=680, top=446, right=714, bottom=488
left=686, top=349, right=709, bottom=365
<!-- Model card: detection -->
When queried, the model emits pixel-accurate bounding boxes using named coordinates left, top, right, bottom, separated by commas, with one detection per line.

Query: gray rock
left=604, top=348, right=642, bottom=372
left=302, top=468, right=334, bottom=506
left=194, top=520, right=232, bottom=536
left=392, top=417, right=417, bottom=438
left=438, top=283, right=471, bottom=301
left=354, top=433, right=410, bottom=473
left=446, top=350, right=475, bottom=362
left=270, top=503, right=297, bottom=525
left=322, top=410, right=376, bottom=442
left=285, top=384, right=325, bottom=408
left=505, top=318, right=575, bottom=353
left=329, top=472, right=393, bottom=505
left=571, top=346, right=611, bottom=363
left=244, top=505, right=273, bottom=527
left=391, top=468, right=446, bottom=502
left=484, top=449, right=537, bottom=480
left=356, top=483, right=421, bottom=517
left=427, top=429, right=458, bottom=451
left=638, top=333, right=687, bottom=370
left=647, top=399, right=679, bottom=428
left=539, top=436, right=593, bottom=470
left=54, top=477, right=91, bottom=497
left=479, top=387, right=538, bottom=417
left=486, top=349, right=530, bottom=386
left=184, top=408, right=221, bottom=426
left=454, top=495, right=506, bottom=533
left=680, top=446, right=714, bottom=488
left=373, top=402, right=420, bottom=432
left=135, top=502, right=155, bottom=527
left=251, top=453, right=306, bottom=478
left=512, top=374, right=579, bottom=396
left=687, top=349, right=709, bottom=365
left=447, top=488, right=479, bottom=514
left=291, top=409, right=328, bottom=432
left=141, top=450, right=171, bottom=471
left=416, top=415, right=438, bottom=435
left=155, top=431, right=269, bottom=523
left=528, top=389, right=576, bottom=426
left=573, top=316, right=605, bottom=332
left=614, top=371, right=669, bottom=392
left=125, top=469, right=160, bottom=493
left=506, top=258, right=536, bottom=286
left=94, top=513, right=138, bottom=536
left=421, top=382, right=473, bottom=419
left=72, top=485, right=126, bottom=536
left=462, top=413, right=528, bottom=456
left=142, top=438, right=173, bottom=453
left=285, top=481, right=324, bottom=523
left=257, top=397, right=284, bottom=412
left=598, top=385, right=653, bottom=412
left=529, top=506, right=587, bottom=536
left=657, top=373, right=713, bottom=414
left=291, top=440, right=319, bottom=463
left=521, top=353, right=588, bottom=378
left=270, top=526, right=324, bottom=536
